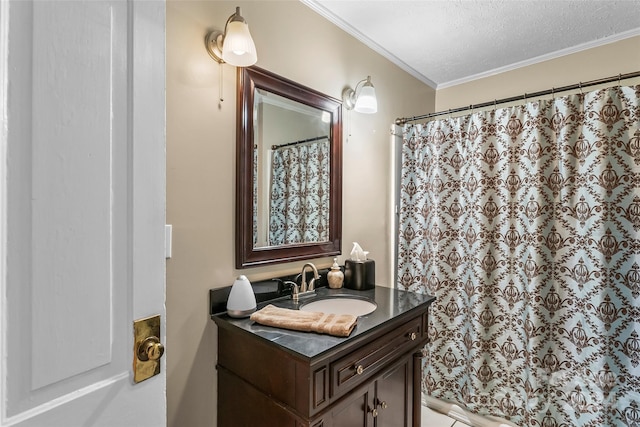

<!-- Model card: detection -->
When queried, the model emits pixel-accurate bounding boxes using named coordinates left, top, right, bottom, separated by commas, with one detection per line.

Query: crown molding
left=301, top=0, right=438, bottom=89
left=436, top=28, right=640, bottom=89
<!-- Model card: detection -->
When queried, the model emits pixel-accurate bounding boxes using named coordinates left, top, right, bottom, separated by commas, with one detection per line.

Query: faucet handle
left=283, top=281, right=299, bottom=300
left=308, top=277, right=318, bottom=291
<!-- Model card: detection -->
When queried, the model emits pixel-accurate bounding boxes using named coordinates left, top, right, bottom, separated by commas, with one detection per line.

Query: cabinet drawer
left=330, top=315, right=422, bottom=397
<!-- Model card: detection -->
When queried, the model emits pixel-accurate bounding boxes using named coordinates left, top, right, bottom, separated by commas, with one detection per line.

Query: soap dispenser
left=327, top=258, right=344, bottom=289
left=226, top=275, right=257, bottom=318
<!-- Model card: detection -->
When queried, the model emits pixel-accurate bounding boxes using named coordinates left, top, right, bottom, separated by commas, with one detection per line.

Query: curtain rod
left=395, top=70, right=640, bottom=126
left=271, top=135, right=328, bottom=150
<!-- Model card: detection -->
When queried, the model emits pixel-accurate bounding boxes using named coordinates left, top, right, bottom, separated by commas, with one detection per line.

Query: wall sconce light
left=205, top=7, right=257, bottom=67
left=343, top=76, right=378, bottom=114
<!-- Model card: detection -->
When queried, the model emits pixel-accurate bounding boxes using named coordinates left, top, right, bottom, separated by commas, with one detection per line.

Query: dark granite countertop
left=211, top=286, right=435, bottom=360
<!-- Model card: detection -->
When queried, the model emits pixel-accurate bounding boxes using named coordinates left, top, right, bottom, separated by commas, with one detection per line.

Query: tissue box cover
left=344, top=259, right=375, bottom=290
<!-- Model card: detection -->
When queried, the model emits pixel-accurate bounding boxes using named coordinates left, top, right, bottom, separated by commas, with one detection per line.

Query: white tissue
left=350, top=242, right=369, bottom=261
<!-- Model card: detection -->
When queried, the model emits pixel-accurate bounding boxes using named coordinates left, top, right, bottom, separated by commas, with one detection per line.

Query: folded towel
left=249, top=304, right=357, bottom=337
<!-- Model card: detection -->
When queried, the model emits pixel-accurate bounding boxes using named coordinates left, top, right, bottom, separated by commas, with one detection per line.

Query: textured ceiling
left=302, top=0, right=640, bottom=89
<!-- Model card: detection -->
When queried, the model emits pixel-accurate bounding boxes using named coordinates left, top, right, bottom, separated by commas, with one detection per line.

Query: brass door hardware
left=133, top=315, right=165, bottom=383
left=137, top=336, right=164, bottom=361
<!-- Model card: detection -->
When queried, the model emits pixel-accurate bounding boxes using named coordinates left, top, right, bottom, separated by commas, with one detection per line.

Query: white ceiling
left=302, top=0, right=640, bottom=89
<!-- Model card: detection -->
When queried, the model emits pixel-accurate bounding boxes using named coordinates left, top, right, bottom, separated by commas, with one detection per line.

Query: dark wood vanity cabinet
left=214, top=300, right=432, bottom=427
left=326, top=353, right=413, bottom=427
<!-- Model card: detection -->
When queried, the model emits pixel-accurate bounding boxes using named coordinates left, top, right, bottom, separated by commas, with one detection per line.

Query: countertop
left=211, top=286, right=435, bottom=360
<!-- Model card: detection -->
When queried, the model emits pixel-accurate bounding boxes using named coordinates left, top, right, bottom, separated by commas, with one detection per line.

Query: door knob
left=133, top=315, right=164, bottom=383
left=137, top=336, right=165, bottom=361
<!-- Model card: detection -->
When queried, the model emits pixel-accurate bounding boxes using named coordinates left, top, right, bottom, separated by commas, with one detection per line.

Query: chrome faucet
left=300, top=262, right=319, bottom=293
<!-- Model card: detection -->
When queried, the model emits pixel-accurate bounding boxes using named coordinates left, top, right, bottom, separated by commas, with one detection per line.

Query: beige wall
left=436, top=35, right=640, bottom=111
left=166, top=1, right=434, bottom=426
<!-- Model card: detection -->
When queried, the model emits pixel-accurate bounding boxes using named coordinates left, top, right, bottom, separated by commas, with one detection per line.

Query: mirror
left=236, top=66, right=342, bottom=268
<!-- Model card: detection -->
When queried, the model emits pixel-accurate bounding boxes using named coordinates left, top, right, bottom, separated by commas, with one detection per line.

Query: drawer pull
left=355, top=364, right=364, bottom=375
left=379, top=400, right=388, bottom=409
left=409, top=332, right=417, bottom=341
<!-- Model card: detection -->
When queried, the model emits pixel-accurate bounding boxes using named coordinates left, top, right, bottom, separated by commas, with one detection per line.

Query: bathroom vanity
left=211, top=286, right=435, bottom=426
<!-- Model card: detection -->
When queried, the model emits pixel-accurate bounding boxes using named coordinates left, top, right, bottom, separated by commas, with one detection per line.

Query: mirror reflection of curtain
left=253, top=144, right=258, bottom=245
left=269, top=139, right=329, bottom=245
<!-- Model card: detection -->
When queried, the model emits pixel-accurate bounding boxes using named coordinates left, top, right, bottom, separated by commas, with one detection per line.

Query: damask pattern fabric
left=269, top=140, right=330, bottom=245
left=397, top=85, right=640, bottom=426
left=253, top=145, right=258, bottom=245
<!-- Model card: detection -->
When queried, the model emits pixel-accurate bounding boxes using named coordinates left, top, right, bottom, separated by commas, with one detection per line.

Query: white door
left=0, top=0, right=166, bottom=426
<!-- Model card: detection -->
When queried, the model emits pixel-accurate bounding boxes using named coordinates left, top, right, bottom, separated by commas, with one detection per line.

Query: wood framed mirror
left=236, top=66, right=342, bottom=268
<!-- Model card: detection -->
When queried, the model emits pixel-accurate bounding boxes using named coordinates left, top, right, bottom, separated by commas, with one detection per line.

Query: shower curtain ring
left=579, top=82, right=583, bottom=94
left=618, top=73, right=622, bottom=87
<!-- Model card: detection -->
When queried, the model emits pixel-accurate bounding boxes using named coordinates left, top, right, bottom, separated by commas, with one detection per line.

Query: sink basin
left=300, top=296, right=377, bottom=316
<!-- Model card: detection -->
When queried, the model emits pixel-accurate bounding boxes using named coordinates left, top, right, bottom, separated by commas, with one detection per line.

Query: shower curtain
left=397, top=85, right=640, bottom=426
left=269, top=139, right=330, bottom=245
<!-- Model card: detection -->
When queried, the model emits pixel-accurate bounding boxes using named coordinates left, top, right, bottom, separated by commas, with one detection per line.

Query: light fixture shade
left=222, top=20, right=257, bottom=67
left=343, top=76, right=378, bottom=114
left=354, top=84, right=377, bottom=114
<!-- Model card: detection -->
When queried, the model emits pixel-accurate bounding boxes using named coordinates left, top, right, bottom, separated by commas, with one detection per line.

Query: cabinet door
left=375, top=355, right=413, bottom=427
left=328, top=383, right=374, bottom=427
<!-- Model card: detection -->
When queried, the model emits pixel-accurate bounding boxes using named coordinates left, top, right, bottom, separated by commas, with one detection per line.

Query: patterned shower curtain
left=397, top=85, right=640, bottom=426
left=269, top=139, right=330, bottom=245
